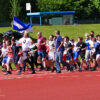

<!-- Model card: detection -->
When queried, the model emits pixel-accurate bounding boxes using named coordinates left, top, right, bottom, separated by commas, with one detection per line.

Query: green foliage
left=9, top=0, right=22, bottom=20
left=92, top=0, right=100, bottom=10
left=36, top=0, right=99, bottom=19
left=37, top=0, right=68, bottom=11
left=0, top=0, right=10, bottom=22
left=0, top=0, right=100, bottom=23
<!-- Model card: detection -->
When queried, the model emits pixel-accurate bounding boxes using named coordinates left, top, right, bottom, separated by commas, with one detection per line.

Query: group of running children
left=0, top=30, right=100, bottom=75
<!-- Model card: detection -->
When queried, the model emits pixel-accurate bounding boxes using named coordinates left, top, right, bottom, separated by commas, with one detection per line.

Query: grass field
left=0, top=24, right=100, bottom=41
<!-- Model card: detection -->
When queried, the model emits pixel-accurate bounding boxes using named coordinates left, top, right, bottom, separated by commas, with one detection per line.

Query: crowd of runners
left=0, top=30, right=100, bottom=75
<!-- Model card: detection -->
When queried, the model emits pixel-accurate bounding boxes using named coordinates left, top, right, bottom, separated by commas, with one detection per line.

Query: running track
left=0, top=70, right=100, bottom=100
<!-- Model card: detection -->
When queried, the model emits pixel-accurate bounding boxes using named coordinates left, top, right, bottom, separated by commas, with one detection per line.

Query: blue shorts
left=2, top=57, right=8, bottom=64
left=38, top=51, right=46, bottom=58
left=66, top=56, right=71, bottom=60
left=73, top=51, right=79, bottom=61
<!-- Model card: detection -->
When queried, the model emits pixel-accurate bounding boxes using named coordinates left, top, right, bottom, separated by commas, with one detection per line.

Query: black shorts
left=91, top=53, right=96, bottom=59
left=13, top=56, right=19, bottom=65
left=80, top=52, right=85, bottom=60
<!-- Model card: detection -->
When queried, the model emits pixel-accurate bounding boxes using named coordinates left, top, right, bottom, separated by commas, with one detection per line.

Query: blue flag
left=13, top=16, right=33, bottom=32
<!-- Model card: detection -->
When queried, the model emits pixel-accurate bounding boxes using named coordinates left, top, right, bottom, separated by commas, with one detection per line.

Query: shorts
left=66, top=56, right=71, bottom=60
left=18, top=56, right=24, bottom=65
left=48, top=52, right=55, bottom=61
left=38, top=51, right=46, bottom=58
left=91, top=53, right=96, bottom=59
left=96, top=54, right=100, bottom=60
left=7, top=57, right=14, bottom=64
left=13, top=56, right=19, bottom=65
left=85, top=50, right=92, bottom=61
left=7, top=57, right=14, bottom=63
left=73, top=51, right=79, bottom=61
left=2, top=57, right=8, bottom=64
left=18, top=53, right=27, bottom=65
left=63, top=54, right=66, bottom=62
left=74, top=57, right=78, bottom=61
left=66, top=53, right=72, bottom=61
left=80, top=52, right=85, bottom=60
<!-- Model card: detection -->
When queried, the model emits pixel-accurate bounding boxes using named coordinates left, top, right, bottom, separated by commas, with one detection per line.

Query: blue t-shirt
left=94, top=42, right=100, bottom=54
left=56, top=35, right=64, bottom=52
left=85, top=39, right=91, bottom=50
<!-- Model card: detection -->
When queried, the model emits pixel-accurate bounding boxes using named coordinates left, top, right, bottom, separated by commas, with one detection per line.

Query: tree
left=92, top=0, right=100, bottom=10
left=0, top=0, right=100, bottom=24
left=9, top=0, right=21, bottom=20
left=0, top=0, right=10, bottom=22
left=37, top=0, right=68, bottom=12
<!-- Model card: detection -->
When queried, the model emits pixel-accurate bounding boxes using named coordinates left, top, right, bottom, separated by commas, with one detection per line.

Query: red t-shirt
left=37, top=37, right=46, bottom=52
left=7, top=46, right=13, bottom=58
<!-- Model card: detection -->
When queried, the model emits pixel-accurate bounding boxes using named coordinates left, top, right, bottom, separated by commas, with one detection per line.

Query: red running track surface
left=0, top=70, right=100, bottom=100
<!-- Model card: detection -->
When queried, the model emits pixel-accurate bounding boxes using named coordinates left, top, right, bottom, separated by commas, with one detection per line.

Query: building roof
left=27, top=11, right=75, bottom=17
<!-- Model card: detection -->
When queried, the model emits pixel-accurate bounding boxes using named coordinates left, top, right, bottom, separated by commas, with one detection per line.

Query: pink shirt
left=37, top=37, right=46, bottom=52
left=7, top=46, right=13, bottom=58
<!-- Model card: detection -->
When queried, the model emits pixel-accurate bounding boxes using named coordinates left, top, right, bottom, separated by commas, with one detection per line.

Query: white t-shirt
left=16, top=40, right=19, bottom=46
left=19, top=37, right=31, bottom=51
left=73, top=41, right=80, bottom=52
left=97, top=41, right=100, bottom=44
left=48, top=41, right=56, bottom=53
left=74, top=41, right=78, bottom=47
left=1, top=47, right=7, bottom=57
left=48, top=41, right=56, bottom=60
left=89, top=40, right=95, bottom=53
left=88, top=40, right=94, bottom=47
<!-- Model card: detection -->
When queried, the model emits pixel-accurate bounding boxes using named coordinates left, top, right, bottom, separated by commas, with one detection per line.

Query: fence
left=1, top=19, right=100, bottom=27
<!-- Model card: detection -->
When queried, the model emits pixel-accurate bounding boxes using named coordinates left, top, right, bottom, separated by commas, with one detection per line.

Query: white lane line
left=96, top=75, right=100, bottom=77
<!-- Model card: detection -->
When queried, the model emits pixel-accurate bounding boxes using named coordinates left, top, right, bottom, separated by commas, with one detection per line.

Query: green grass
left=0, top=24, right=100, bottom=41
